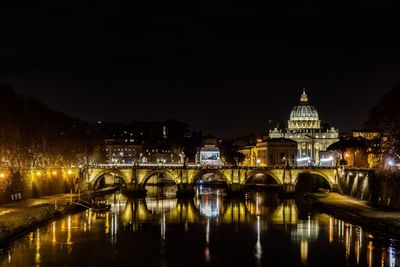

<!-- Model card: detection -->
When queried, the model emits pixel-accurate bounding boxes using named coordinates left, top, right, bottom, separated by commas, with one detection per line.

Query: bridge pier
left=227, top=183, right=245, bottom=197
left=124, top=183, right=147, bottom=197
left=176, top=183, right=195, bottom=197
left=282, top=183, right=295, bottom=193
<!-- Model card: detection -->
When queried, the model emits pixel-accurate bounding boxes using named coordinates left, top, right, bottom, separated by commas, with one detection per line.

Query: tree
left=364, top=81, right=400, bottom=166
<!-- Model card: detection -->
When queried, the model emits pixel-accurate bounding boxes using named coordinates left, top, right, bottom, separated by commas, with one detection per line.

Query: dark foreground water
left=1, top=187, right=400, bottom=267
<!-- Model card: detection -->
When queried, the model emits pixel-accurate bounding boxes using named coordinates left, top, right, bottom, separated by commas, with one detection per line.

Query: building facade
left=103, top=139, right=185, bottom=164
left=197, top=135, right=223, bottom=166
left=238, top=138, right=297, bottom=167
left=269, top=90, right=339, bottom=166
left=104, top=139, right=143, bottom=164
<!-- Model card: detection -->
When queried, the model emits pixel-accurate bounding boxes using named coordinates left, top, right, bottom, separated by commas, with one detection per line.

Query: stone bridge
left=79, top=164, right=362, bottom=194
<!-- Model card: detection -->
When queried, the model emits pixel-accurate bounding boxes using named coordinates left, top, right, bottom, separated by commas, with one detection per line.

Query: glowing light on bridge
left=320, top=157, right=333, bottom=162
left=296, top=157, right=311, bottom=162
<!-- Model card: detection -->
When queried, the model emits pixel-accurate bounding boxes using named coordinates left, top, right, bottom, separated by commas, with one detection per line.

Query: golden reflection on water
left=300, top=240, right=308, bottom=265
left=2, top=189, right=400, bottom=267
left=368, top=240, right=374, bottom=267
left=35, top=229, right=40, bottom=267
left=329, top=217, right=333, bottom=244
left=254, top=216, right=262, bottom=266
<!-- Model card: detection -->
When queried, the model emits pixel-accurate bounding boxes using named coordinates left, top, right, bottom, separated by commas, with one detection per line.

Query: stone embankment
left=0, top=194, right=82, bottom=248
left=313, top=193, right=400, bottom=238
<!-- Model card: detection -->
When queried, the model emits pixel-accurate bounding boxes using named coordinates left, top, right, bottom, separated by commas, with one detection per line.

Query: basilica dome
left=289, top=90, right=319, bottom=121
left=288, top=90, right=321, bottom=130
left=290, top=105, right=319, bottom=121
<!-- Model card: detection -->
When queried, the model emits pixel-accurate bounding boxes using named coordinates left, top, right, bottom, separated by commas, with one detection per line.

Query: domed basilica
left=269, top=90, right=339, bottom=165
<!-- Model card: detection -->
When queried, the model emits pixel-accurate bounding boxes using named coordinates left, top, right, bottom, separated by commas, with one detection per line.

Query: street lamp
left=256, top=159, right=261, bottom=166
left=388, top=159, right=394, bottom=169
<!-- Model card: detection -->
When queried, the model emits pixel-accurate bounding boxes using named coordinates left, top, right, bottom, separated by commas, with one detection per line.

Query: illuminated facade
left=197, top=135, right=223, bottom=166
left=352, top=131, right=382, bottom=168
left=269, top=90, right=339, bottom=165
left=238, top=138, right=297, bottom=167
left=199, top=146, right=222, bottom=166
left=104, top=139, right=184, bottom=164
left=104, top=139, right=143, bottom=164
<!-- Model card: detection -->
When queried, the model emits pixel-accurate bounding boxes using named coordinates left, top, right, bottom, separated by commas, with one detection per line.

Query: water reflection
left=1, top=189, right=400, bottom=267
left=195, top=186, right=225, bottom=219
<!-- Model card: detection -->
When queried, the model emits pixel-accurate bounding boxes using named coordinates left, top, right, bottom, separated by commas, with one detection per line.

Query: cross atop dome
left=300, top=88, right=308, bottom=104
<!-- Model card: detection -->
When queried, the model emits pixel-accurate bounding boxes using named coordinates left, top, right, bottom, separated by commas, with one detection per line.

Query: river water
left=1, top=187, right=399, bottom=267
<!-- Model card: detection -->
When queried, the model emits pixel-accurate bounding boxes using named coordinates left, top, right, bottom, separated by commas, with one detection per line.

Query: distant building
left=327, top=130, right=383, bottom=168
left=352, top=130, right=383, bottom=168
left=352, top=131, right=381, bottom=140
left=328, top=138, right=369, bottom=168
left=238, top=138, right=297, bottom=167
left=96, top=119, right=191, bottom=164
left=197, top=135, right=223, bottom=166
left=269, top=90, right=339, bottom=166
left=104, top=139, right=143, bottom=164
left=141, top=144, right=185, bottom=164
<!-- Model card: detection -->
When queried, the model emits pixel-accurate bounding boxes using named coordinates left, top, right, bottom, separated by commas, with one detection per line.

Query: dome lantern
left=300, top=89, right=308, bottom=104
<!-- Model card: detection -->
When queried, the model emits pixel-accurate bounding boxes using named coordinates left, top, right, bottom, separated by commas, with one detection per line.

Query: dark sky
left=1, top=2, right=399, bottom=137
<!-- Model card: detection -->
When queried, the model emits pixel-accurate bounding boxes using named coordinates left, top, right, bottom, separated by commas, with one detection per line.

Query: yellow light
left=0, top=173, right=5, bottom=178
left=67, top=170, right=72, bottom=175
left=36, top=171, right=42, bottom=176
left=52, top=171, right=57, bottom=175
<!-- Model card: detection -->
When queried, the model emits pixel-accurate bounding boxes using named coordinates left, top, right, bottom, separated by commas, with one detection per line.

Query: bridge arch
left=192, top=169, right=228, bottom=186
left=244, top=170, right=282, bottom=186
left=142, top=169, right=179, bottom=186
left=92, top=169, right=128, bottom=190
left=294, top=171, right=333, bottom=192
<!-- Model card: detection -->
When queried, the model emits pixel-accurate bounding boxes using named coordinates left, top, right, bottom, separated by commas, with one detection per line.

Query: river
left=1, top=187, right=399, bottom=267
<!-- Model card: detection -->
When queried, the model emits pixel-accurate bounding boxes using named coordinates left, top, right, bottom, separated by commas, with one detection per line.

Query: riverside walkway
left=315, top=193, right=400, bottom=238
left=0, top=193, right=79, bottom=247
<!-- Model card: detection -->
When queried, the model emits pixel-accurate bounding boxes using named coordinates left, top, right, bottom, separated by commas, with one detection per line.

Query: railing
left=87, top=163, right=339, bottom=170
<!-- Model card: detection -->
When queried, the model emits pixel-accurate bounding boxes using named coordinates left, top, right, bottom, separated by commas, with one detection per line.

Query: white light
left=320, top=157, right=333, bottom=162
left=388, top=160, right=394, bottom=167
left=297, top=157, right=311, bottom=162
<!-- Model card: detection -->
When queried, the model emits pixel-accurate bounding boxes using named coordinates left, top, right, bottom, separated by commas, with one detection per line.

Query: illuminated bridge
left=79, top=164, right=362, bottom=194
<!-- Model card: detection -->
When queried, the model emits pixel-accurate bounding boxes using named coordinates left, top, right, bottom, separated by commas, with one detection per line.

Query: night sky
left=1, top=2, right=399, bottom=137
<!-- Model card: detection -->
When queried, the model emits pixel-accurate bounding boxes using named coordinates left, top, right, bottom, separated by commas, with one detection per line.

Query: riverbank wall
left=338, top=169, right=400, bottom=209
left=313, top=193, right=400, bottom=238
left=0, top=196, right=82, bottom=248
left=0, top=169, right=79, bottom=205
